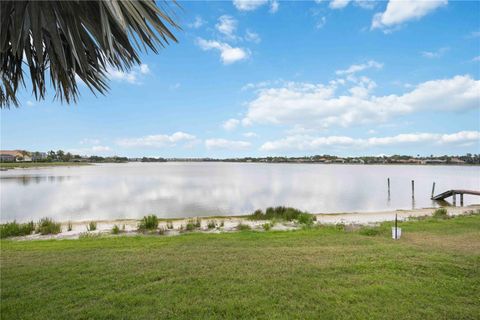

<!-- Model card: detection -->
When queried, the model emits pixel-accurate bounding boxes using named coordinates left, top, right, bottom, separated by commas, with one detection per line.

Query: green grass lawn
left=0, top=162, right=90, bottom=169
left=1, top=215, right=479, bottom=319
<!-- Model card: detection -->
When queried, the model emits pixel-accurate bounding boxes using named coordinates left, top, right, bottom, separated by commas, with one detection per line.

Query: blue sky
left=1, top=0, right=479, bottom=158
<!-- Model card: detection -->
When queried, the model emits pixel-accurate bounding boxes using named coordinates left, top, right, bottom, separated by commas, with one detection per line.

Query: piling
left=411, top=180, right=415, bottom=199
left=460, top=194, right=464, bottom=206
left=431, top=182, right=435, bottom=199
left=453, top=194, right=456, bottom=206
left=387, top=178, right=390, bottom=197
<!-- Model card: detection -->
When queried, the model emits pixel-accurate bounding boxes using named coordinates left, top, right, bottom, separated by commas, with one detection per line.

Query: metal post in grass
left=395, top=214, right=397, bottom=240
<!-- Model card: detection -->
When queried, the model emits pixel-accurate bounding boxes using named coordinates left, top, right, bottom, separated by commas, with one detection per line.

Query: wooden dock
left=431, top=189, right=480, bottom=206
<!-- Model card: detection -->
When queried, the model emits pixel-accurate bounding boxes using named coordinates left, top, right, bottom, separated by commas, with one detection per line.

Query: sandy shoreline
left=7, top=204, right=479, bottom=241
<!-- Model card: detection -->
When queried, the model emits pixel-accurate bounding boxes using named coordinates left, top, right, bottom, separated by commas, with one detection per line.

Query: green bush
left=0, top=221, right=35, bottom=238
left=236, top=223, right=251, bottom=231
left=220, top=220, right=225, bottom=227
left=248, top=206, right=314, bottom=222
left=87, top=221, right=97, bottom=231
left=186, top=218, right=201, bottom=231
left=166, top=221, right=174, bottom=229
left=433, top=208, right=448, bottom=219
left=262, top=222, right=272, bottom=231
left=37, top=218, right=61, bottom=235
left=112, top=225, right=120, bottom=234
left=138, top=215, right=159, bottom=231
left=158, top=227, right=165, bottom=235
left=297, top=213, right=316, bottom=225
left=207, top=220, right=216, bottom=229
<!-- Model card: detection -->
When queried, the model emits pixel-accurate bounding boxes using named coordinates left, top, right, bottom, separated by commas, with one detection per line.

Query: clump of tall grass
left=207, top=220, right=217, bottom=229
left=359, top=227, right=382, bottom=236
left=79, top=232, right=102, bottom=239
left=236, top=223, right=251, bottom=231
left=112, top=225, right=120, bottom=234
left=220, top=221, right=224, bottom=227
left=262, top=222, right=273, bottom=231
left=67, top=221, right=73, bottom=232
left=248, top=206, right=315, bottom=222
left=433, top=208, right=448, bottom=219
left=37, top=218, right=61, bottom=235
left=297, top=213, right=317, bottom=225
left=158, top=227, right=166, bottom=235
left=138, top=215, right=159, bottom=232
left=166, top=221, right=174, bottom=229
left=186, top=218, right=201, bottom=231
left=87, top=221, right=97, bottom=231
left=0, top=221, right=35, bottom=238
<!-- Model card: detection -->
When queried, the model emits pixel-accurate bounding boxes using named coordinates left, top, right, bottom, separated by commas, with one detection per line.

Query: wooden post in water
left=460, top=194, right=464, bottom=206
left=411, top=180, right=415, bottom=199
left=387, top=178, right=391, bottom=197
left=431, top=182, right=435, bottom=199
left=453, top=193, right=456, bottom=206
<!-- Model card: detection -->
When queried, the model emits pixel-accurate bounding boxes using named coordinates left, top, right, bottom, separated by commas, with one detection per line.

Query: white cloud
left=472, top=56, right=480, bottom=62
left=260, top=131, right=480, bottom=152
left=107, top=64, right=150, bottom=84
left=189, top=16, right=206, bottom=29
left=316, top=16, right=327, bottom=29
left=196, top=38, right=249, bottom=64
left=336, top=60, right=383, bottom=75
left=80, top=138, right=101, bottom=145
left=233, top=0, right=268, bottom=11
left=243, top=132, right=258, bottom=138
left=67, top=145, right=112, bottom=156
left=372, top=0, right=447, bottom=32
left=205, top=139, right=251, bottom=150
left=117, top=132, right=197, bottom=148
left=242, top=75, right=480, bottom=129
left=216, top=15, right=238, bottom=39
left=421, top=47, right=449, bottom=58
left=245, top=30, right=261, bottom=43
left=329, top=0, right=350, bottom=9
left=26, top=100, right=34, bottom=106
left=270, top=0, right=279, bottom=13
left=467, top=31, right=480, bottom=38
left=169, top=83, right=181, bottom=90
left=222, top=118, right=240, bottom=131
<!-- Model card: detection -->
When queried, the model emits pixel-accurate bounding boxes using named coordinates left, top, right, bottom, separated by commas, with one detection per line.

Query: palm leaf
left=0, top=0, right=180, bottom=108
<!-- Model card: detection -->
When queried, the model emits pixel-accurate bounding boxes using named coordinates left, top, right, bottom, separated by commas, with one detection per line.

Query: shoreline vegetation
left=1, top=205, right=478, bottom=241
left=1, top=150, right=479, bottom=171
left=2, top=211, right=479, bottom=319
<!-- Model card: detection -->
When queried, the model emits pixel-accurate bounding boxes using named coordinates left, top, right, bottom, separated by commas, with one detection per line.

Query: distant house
left=0, top=150, right=32, bottom=162
left=450, top=158, right=465, bottom=164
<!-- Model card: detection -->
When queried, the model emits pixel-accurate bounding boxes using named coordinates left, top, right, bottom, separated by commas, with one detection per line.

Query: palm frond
left=0, top=0, right=180, bottom=108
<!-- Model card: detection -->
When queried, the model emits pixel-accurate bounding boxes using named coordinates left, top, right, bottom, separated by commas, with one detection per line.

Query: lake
left=1, top=162, right=479, bottom=222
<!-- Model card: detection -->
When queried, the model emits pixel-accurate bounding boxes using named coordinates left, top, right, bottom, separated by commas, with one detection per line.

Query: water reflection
left=0, top=163, right=479, bottom=222
left=0, top=175, right=74, bottom=186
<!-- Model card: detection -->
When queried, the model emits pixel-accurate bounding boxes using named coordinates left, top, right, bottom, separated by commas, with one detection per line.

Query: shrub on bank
left=112, top=225, right=120, bottom=234
left=433, top=208, right=448, bottom=219
left=87, top=221, right=97, bottom=231
left=186, top=218, right=201, bottom=231
left=0, top=221, right=35, bottom=238
left=248, top=206, right=315, bottom=223
left=37, top=218, right=61, bottom=235
left=236, top=223, right=251, bottom=231
left=138, top=215, right=159, bottom=231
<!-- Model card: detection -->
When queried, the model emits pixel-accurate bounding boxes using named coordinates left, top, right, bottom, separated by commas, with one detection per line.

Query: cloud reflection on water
left=1, top=163, right=479, bottom=222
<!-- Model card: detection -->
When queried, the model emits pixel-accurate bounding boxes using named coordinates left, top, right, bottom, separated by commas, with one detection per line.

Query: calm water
left=1, top=162, right=479, bottom=222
